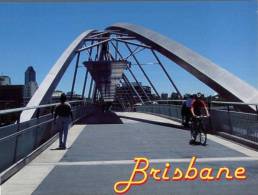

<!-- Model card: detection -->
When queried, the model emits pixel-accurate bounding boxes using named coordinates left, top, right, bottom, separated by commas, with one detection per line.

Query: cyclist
left=190, top=93, right=210, bottom=143
left=191, top=93, right=209, bottom=118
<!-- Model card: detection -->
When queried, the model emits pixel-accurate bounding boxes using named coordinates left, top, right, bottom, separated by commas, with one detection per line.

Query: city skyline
left=0, top=1, right=257, bottom=96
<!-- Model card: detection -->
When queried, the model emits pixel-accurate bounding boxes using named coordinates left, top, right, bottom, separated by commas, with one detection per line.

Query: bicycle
left=189, top=115, right=209, bottom=146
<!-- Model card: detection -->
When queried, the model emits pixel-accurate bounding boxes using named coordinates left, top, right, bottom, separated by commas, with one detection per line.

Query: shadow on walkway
left=76, top=109, right=123, bottom=124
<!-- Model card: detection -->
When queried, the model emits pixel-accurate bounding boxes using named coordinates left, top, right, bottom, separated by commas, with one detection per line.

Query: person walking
left=54, top=93, right=73, bottom=149
left=181, top=95, right=194, bottom=127
left=185, top=95, right=194, bottom=127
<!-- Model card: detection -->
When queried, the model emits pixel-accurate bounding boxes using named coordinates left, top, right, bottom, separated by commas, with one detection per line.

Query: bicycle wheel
left=198, top=131, right=207, bottom=146
left=190, top=122, right=197, bottom=141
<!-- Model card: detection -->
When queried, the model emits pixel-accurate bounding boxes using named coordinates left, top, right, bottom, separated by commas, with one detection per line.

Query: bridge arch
left=107, top=23, right=258, bottom=105
left=20, top=23, right=258, bottom=122
left=20, top=30, right=96, bottom=122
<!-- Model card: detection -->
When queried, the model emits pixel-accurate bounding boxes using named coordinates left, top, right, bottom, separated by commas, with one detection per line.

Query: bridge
left=1, top=23, right=258, bottom=195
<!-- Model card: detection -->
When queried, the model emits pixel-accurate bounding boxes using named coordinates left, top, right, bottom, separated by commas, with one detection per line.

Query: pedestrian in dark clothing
left=181, top=95, right=194, bottom=127
left=54, top=93, right=73, bottom=149
left=185, top=95, right=194, bottom=127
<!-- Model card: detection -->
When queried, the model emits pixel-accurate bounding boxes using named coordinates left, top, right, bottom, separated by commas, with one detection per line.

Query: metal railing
left=136, top=100, right=258, bottom=143
left=0, top=100, right=88, bottom=173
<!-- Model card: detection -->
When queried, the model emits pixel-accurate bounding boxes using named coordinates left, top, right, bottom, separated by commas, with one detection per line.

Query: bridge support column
left=81, top=70, right=88, bottom=99
left=88, top=78, right=93, bottom=100
left=70, top=52, right=81, bottom=100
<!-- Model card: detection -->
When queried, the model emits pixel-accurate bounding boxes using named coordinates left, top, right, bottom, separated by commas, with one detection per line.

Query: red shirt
left=191, top=99, right=206, bottom=116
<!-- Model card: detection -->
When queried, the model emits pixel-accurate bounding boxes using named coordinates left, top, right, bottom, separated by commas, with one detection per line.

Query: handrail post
left=208, top=97, right=211, bottom=112
left=36, top=108, right=40, bottom=119
left=13, top=113, right=21, bottom=163
left=51, top=106, right=56, bottom=136
left=226, top=104, right=233, bottom=134
left=70, top=52, right=81, bottom=100
left=51, top=106, right=55, bottom=117
left=256, top=105, right=258, bottom=120
left=207, top=98, right=213, bottom=133
left=34, top=108, right=40, bottom=149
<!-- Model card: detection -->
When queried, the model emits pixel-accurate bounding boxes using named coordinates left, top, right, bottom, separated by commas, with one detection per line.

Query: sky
left=0, top=0, right=257, bottom=96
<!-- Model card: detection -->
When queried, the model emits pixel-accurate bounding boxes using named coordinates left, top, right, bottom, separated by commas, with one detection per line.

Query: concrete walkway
left=1, top=125, right=84, bottom=195
left=116, top=112, right=182, bottom=127
left=1, top=115, right=258, bottom=195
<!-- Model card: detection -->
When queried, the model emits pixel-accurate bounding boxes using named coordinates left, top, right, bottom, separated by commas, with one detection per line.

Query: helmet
left=196, top=92, right=202, bottom=99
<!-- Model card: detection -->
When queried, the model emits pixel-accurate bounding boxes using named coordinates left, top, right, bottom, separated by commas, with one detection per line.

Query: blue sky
left=0, top=1, right=257, bottom=96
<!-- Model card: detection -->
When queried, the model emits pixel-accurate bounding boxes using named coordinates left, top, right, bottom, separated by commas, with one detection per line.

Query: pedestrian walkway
left=116, top=112, right=182, bottom=127
left=1, top=116, right=258, bottom=195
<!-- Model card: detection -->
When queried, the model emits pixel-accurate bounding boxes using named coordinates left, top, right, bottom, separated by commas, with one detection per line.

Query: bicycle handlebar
left=194, top=115, right=210, bottom=119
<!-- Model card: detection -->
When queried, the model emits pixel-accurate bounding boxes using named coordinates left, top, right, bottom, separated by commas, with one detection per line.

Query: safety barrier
left=136, top=100, right=258, bottom=143
left=0, top=100, right=87, bottom=173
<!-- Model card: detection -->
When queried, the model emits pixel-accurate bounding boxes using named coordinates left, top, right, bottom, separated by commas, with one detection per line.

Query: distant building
left=0, top=85, right=24, bottom=109
left=0, top=75, right=11, bottom=85
left=183, top=93, right=192, bottom=99
left=52, top=90, right=64, bottom=98
left=66, top=91, right=82, bottom=100
left=25, top=66, right=36, bottom=84
left=24, top=66, right=38, bottom=100
left=118, top=82, right=152, bottom=102
left=0, top=85, right=24, bottom=126
left=50, top=90, right=64, bottom=103
left=66, top=91, right=73, bottom=97
left=24, top=82, right=38, bottom=98
left=0, top=75, right=23, bottom=111
left=112, top=82, right=153, bottom=111
left=170, top=92, right=180, bottom=100
left=161, top=93, right=168, bottom=100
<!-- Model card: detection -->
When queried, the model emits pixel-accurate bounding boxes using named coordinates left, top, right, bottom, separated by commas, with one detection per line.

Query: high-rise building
left=25, top=66, right=36, bottom=84
left=24, top=66, right=38, bottom=101
left=0, top=75, right=11, bottom=85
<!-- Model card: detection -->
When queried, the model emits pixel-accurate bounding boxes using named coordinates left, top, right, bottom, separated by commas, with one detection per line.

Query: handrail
left=1, top=99, right=258, bottom=116
left=0, top=100, right=85, bottom=116
left=146, top=100, right=184, bottom=102
left=0, top=118, right=54, bottom=142
left=143, top=100, right=258, bottom=106
left=210, top=101, right=258, bottom=106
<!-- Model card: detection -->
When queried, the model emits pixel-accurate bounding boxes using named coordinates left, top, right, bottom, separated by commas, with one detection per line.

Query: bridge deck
left=116, top=112, right=182, bottom=127
left=2, top=113, right=258, bottom=195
